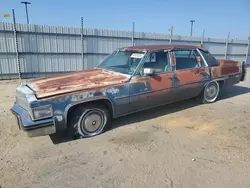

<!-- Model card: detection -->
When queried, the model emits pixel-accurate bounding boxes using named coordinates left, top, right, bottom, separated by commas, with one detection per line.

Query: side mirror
left=143, top=68, right=155, bottom=76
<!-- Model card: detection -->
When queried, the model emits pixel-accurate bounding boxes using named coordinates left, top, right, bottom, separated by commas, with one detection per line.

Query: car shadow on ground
left=112, top=85, right=250, bottom=130
left=50, top=85, right=250, bottom=144
left=219, top=85, right=250, bottom=100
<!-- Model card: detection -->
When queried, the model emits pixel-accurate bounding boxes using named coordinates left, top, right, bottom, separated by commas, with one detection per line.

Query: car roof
left=121, top=44, right=206, bottom=52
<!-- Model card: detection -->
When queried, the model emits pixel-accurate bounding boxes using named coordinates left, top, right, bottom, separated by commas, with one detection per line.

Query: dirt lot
left=1, top=74, right=250, bottom=188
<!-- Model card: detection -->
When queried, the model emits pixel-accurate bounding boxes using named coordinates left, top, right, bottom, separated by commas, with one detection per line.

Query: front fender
left=64, top=96, right=115, bottom=125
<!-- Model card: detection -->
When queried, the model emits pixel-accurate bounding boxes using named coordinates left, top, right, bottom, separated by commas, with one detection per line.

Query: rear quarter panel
left=211, top=59, right=241, bottom=78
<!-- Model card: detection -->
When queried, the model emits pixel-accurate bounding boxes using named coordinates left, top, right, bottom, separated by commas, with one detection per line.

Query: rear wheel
left=201, top=81, right=220, bottom=104
left=68, top=104, right=111, bottom=138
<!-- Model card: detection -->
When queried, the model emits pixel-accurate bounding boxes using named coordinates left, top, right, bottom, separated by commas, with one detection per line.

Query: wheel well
left=217, top=80, right=225, bottom=88
left=66, top=99, right=113, bottom=125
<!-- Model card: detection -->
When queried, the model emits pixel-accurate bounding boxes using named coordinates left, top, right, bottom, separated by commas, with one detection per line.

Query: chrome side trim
left=211, top=73, right=241, bottom=80
left=129, top=79, right=208, bottom=98
left=114, top=92, right=201, bottom=119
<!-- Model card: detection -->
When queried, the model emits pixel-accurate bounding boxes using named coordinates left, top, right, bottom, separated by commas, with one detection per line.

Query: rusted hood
left=27, top=68, right=129, bottom=99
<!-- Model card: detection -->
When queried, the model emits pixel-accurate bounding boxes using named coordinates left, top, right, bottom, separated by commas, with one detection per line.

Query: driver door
left=129, top=50, right=174, bottom=112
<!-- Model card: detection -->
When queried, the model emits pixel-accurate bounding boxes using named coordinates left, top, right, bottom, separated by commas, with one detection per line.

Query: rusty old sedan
left=11, top=45, right=246, bottom=138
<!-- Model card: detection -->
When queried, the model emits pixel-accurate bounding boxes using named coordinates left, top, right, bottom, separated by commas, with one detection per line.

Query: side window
left=199, top=50, right=219, bottom=67
left=174, top=50, right=205, bottom=70
left=139, top=51, right=171, bottom=74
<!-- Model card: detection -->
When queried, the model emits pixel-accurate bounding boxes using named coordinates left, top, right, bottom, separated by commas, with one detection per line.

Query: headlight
left=32, top=105, right=53, bottom=120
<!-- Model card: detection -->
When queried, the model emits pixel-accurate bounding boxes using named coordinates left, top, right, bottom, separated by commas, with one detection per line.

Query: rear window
left=199, top=50, right=219, bottom=67
left=174, top=50, right=193, bottom=58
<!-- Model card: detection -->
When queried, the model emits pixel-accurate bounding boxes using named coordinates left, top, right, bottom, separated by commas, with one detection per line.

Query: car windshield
left=98, top=50, right=145, bottom=75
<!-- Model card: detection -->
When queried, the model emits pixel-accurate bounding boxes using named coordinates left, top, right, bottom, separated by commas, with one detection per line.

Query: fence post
left=169, top=26, right=173, bottom=44
left=12, top=9, right=21, bottom=80
left=81, top=17, right=86, bottom=70
left=224, top=32, right=230, bottom=59
left=246, top=37, right=250, bottom=64
left=201, top=28, right=205, bottom=46
left=132, top=22, right=135, bottom=46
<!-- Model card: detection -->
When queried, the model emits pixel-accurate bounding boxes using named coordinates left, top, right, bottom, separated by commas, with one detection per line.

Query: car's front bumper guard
left=11, top=104, right=56, bottom=137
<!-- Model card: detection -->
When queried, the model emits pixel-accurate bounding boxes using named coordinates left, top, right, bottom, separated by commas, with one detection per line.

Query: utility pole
left=246, top=36, right=250, bottom=64
left=190, top=20, right=195, bottom=36
left=81, top=17, right=86, bottom=70
left=169, top=26, right=173, bottom=44
left=21, top=1, right=31, bottom=24
left=201, top=28, right=205, bottom=46
left=224, top=32, right=230, bottom=59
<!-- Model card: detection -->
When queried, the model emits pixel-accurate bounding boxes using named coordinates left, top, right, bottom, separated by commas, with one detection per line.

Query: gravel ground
left=1, top=74, right=250, bottom=188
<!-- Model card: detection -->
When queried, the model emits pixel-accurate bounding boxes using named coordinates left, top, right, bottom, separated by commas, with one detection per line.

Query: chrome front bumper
left=11, top=104, right=56, bottom=137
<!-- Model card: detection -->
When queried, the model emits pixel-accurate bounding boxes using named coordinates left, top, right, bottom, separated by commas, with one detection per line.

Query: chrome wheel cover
left=78, top=109, right=107, bottom=136
left=204, top=81, right=219, bottom=102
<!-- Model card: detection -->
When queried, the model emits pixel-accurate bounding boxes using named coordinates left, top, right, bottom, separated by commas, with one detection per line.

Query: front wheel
left=201, top=81, right=220, bottom=104
left=68, top=104, right=111, bottom=138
